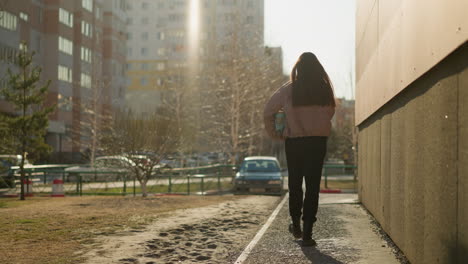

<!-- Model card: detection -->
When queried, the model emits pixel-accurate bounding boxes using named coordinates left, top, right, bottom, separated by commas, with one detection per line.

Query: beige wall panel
left=365, top=123, right=376, bottom=214
left=358, top=128, right=368, bottom=204
left=356, top=0, right=468, bottom=125
left=356, top=2, right=379, bottom=79
left=370, top=121, right=382, bottom=220
left=389, top=105, right=406, bottom=250
left=356, top=0, right=378, bottom=51
left=422, top=73, right=458, bottom=264
left=458, top=57, right=468, bottom=263
left=403, top=90, right=425, bottom=263
left=380, top=114, right=392, bottom=232
left=356, top=57, right=379, bottom=130
left=378, top=0, right=403, bottom=36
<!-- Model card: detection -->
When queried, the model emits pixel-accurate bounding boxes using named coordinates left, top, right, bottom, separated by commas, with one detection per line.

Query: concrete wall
left=356, top=0, right=468, bottom=124
left=358, top=43, right=468, bottom=264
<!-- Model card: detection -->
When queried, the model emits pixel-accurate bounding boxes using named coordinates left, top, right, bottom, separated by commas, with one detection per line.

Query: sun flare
left=188, top=0, right=200, bottom=40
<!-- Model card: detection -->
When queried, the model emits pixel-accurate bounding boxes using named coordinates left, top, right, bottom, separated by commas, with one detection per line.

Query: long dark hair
left=291, top=52, right=336, bottom=107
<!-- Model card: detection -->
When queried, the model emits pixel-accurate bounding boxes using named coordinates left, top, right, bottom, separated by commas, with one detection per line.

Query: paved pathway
left=238, top=193, right=401, bottom=264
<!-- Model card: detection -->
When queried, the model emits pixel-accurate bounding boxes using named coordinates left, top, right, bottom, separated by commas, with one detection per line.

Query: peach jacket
left=263, top=82, right=335, bottom=139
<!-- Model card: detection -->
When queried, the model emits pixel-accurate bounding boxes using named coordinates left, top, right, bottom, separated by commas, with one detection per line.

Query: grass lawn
left=76, top=181, right=234, bottom=195
left=321, top=179, right=357, bottom=190
left=0, top=195, right=241, bottom=264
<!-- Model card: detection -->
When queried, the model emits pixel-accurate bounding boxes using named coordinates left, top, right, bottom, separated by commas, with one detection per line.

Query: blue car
left=234, top=156, right=283, bottom=195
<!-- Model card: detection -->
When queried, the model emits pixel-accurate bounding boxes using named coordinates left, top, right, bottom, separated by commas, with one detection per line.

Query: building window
left=141, top=47, right=148, bottom=56
left=142, top=17, right=149, bottom=24
left=142, top=63, right=148, bottom=70
left=168, top=13, right=185, bottom=22
left=140, top=77, right=148, bottom=86
left=80, top=73, right=92, bottom=89
left=58, top=65, right=73, bottom=83
left=127, top=47, right=132, bottom=56
left=19, top=12, right=29, bottom=22
left=82, top=0, right=93, bottom=12
left=126, top=32, right=132, bottom=40
left=81, top=21, right=93, bottom=38
left=0, top=44, right=18, bottom=63
left=58, top=36, right=73, bottom=55
left=157, top=63, right=165, bottom=71
left=157, top=48, right=165, bottom=56
left=157, top=78, right=163, bottom=86
left=95, top=6, right=101, bottom=19
left=156, top=32, right=165, bottom=40
left=0, top=11, right=17, bottom=31
left=142, top=32, right=148, bottom=40
left=59, top=8, right=73, bottom=28
left=58, top=94, right=73, bottom=111
left=81, top=47, right=92, bottom=63
left=126, top=18, right=133, bottom=25
left=19, top=43, right=28, bottom=52
left=246, top=16, right=253, bottom=24
left=142, top=2, right=148, bottom=9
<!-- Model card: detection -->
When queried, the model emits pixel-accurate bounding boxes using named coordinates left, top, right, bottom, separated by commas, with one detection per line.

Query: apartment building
left=0, top=0, right=127, bottom=162
left=125, top=0, right=173, bottom=115
left=125, top=0, right=267, bottom=115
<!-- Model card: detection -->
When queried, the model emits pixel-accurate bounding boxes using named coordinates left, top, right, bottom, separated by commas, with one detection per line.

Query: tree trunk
left=19, top=151, right=25, bottom=200
left=20, top=61, right=26, bottom=201
left=141, top=181, right=148, bottom=197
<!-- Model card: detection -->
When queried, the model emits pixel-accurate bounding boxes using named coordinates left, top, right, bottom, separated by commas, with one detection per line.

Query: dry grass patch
left=0, top=195, right=241, bottom=264
left=321, top=180, right=357, bottom=190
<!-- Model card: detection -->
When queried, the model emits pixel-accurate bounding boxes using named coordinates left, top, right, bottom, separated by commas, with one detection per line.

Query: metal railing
left=0, top=163, right=357, bottom=196
left=322, top=164, right=357, bottom=191
left=0, top=164, right=237, bottom=197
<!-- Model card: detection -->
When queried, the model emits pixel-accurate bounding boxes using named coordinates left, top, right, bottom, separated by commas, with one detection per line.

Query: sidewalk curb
left=320, top=189, right=342, bottom=193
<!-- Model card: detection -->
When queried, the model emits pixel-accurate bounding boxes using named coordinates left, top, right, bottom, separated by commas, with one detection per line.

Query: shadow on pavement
left=297, top=242, right=346, bottom=264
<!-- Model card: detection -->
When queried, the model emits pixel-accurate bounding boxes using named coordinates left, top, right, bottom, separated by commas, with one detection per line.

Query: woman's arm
left=263, top=84, right=287, bottom=140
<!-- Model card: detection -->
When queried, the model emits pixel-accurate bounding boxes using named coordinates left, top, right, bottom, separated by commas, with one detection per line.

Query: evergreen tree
left=0, top=48, right=55, bottom=200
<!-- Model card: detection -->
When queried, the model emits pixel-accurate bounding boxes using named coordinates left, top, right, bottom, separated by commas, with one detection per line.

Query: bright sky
left=265, top=0, right=356, bottom=99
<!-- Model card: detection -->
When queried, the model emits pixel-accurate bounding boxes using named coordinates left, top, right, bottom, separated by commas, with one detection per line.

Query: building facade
left=0, top=0, right=127, bottom=162
left=356, top=0, right=467, bottom=263
left=124, top=0, right=267, bottom=116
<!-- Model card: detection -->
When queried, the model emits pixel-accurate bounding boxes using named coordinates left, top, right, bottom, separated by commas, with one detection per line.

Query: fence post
left=133, top=176, right=136, bottom=197
left=79, top=174, right=83, bottom=196
left=201, top=177, right=204, bottom=195
left=324, top=166, right=328, bottom=189
left=168, top=174, right=172, bottom=193
left=187, top=175, right=190, bottom=195
left=123, top=173, right=127, bottom=196
left=76, top=174, right=80, bottom=194
left=217, top=167, right=221, bottom=193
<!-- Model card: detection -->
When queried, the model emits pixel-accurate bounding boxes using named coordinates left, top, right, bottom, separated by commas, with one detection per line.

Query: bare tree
left=74, top=79, right=113, bottom=166
left=102, top=110, right=178, bottom=197
left=199, top=45, right=285, bottom=164
left=158, top=66, right=201, bottom=167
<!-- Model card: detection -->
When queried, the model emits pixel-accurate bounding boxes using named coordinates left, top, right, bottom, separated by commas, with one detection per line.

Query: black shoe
left=289, top=223, right=302, bottom=239
left=302, top=238, right=317, bottom=247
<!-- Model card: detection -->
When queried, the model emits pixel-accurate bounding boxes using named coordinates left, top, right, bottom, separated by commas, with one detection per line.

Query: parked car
left=65, top=155, right=136, bottom=182
left=234, top=156, right=283, bottom=195
left=0, top=155, right=31, bottom=188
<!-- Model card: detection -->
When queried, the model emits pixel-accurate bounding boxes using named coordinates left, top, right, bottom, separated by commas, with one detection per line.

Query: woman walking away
left=263, top=52, right=335, bottom=247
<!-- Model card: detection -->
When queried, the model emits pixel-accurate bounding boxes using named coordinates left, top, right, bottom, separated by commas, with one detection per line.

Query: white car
left=65, top=155, right=135, bottom=182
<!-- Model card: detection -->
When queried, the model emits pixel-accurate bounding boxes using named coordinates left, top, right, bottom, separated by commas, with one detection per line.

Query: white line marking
left=234, top=193, right=289, bottom=264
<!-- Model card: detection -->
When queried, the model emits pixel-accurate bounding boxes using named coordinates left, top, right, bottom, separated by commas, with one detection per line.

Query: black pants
left=285, top=136, right=327, bottom=224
